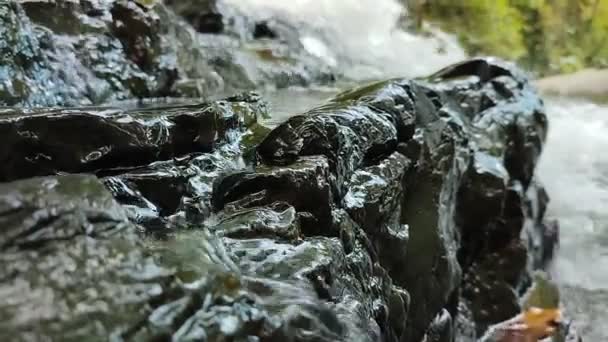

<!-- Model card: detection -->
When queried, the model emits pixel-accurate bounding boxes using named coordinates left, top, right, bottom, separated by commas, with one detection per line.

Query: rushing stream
left=224, top=0, right=466, bottom=81
left=233, top=0, right=608, bottom=340
left=538, top=98, right=608, bottom=341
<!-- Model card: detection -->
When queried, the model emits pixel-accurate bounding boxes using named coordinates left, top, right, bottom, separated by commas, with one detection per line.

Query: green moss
left=522, top=271, right=560, bottom=310
left=330, top=79, right=394, bottom=103
left=415, top=0, right=608, bottom=76
left=135, top=0, right=159, bottom=7
left=240, top=122, right=272, bottom=162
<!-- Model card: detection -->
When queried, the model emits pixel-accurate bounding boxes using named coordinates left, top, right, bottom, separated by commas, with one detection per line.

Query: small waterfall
left=223, top=0, right=466, bottom=80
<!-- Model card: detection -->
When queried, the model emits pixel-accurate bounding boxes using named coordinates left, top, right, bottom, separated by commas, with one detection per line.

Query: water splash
left=538, top=97, right=608, bottom=290
left=224, top=0, right=466, bottom=80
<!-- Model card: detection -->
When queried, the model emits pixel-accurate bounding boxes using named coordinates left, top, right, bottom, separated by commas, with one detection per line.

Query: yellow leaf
left=522, top=307, right=561, bottom=338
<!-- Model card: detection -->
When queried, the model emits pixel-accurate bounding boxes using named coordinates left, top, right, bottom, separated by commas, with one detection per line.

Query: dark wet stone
left=462, top=241, right=528, bottom=335
left=0, top=95, right=263, bottom=183
left=0, top=0, right=337, bottom=106
left=426, top=309, right=454, bottom=342
left=225, top=219, right=407, bottom=342
left=388, top=285, right=410, bottom=341
left=164, top=0, right=225, bottom=34
left=256, top=85, right=404, bottom=197
left=0, top=174, right=130, bottom=249
left=0, top=57, right=562, bottom=341
left=0, top=0, right=183, bottom=105
left=429, top=57, right=516, bottom=85
left=254, top=21, right=279, bottom=39
left=398, top=123, right=464, bottom=342
left=343, top=151, right=411, bottom=232
left=342, top=151, right=411, bottom=278
left=0, top=174, right=174, bottom=339
left=210, top=202, right=302, bottom=241
left=454, top=300, right=477, bottom=342
left=100, top=137, right=247, bottom=232
left=105, top=160, right=189, bottom=216
left=456, top=151, right=509, bottom=233
left=0, top=174, right=370, bottom=342
left=212, top=156, right=335, bottom=236
left=225, top=237, right=344, bottom=291
left=523, top=180, right=559, bottom=270
left=332, top=209, right=410, bottom=342
left=102, top=175, right=166, bottom=228
left=330, top=79, right=417, bottom=143
left=417, top=57, right=554, bottom=339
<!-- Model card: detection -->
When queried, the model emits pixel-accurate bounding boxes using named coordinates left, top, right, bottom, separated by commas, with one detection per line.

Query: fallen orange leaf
left=521, top=307, right=561, bottom=339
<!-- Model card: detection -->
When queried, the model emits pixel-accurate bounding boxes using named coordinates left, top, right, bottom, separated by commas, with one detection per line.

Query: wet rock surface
left=0, top=92, right=265, bottom=182
left=0, top=0, right=336, bottom=106
left=0, top=174, right=363, bottom=341
left=0, top=58, right=567, bottom=341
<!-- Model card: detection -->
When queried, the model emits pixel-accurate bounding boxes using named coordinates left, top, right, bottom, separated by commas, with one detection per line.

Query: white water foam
left=223, top=0, right=466, bottom=80
left=539, top=97, right=608, bottom=291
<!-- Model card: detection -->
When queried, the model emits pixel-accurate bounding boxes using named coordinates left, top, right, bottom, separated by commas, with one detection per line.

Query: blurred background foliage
left=407, top=0, right=608, bottom=76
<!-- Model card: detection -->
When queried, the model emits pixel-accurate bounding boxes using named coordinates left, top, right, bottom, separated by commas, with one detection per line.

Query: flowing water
left=538, top=98, right=608, bottom=341
left=224, top=0, right=466, bottom=80
left=233, top=0, right=608, bottom=340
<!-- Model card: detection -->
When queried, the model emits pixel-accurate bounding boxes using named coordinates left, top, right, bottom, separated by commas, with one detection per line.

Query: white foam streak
left=539, top=98, right=608, bottom=290
left=223, top=0, right=466, bottom=79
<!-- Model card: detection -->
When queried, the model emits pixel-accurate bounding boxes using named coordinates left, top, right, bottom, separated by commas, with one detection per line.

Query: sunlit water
left=225, top=0, right=606, bottom=339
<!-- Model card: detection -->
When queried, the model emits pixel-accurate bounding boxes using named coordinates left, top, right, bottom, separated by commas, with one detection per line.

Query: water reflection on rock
left=0, top=57, right=574, bottom=341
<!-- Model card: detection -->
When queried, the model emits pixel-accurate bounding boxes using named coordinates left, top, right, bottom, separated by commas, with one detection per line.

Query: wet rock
left=433, top=60, right=551, bottom=337
left=331, top=209, right=410, bottom=342
left=0, top=174, right=174, bottom=339
left=101, top=138, right=247, bottom=231
left=462, top=241, right=527, bottom=336
left=425, top=309, right=454, bottom=342
left=0, top=0, right=336, bottom=106
left=102, top=175, right=166, bottom=228
left=256, top=83, right=406, bottom=197
left=210, top=201, right=302, bottom=241
left=0, top=57, right=561, bottom=341
left=0, top=174, right=130, bottom=249
left=456, top=151, right=509, bottom=234
left=343, top=151, right=411, bottom=232
left=212, top=156, right=335, bottom=236
left=225, top=237, right=344, bottom=291
left=105, top=159, right=189, bottom=217
left=454, top=300, right=477, bottom=342
left=330, top=79, right=417, bottom=142
left=0, top=174, right=370, bottom=341
left=523, top=180, right=559, bottom=270
left=0, top=94, right=264, bottom=183
left=342, top=151, right=411, bottom=276
left=391, top=81, right=470, bottom=341
left=164, top=0, right=225, bottom=34
left=0, top=2, right=91, bottom=106
left=225, top=215, right=407, bottom=342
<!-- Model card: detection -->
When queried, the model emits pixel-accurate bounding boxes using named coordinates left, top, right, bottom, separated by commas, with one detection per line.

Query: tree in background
left=411, top=0, right=608, bottom=76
